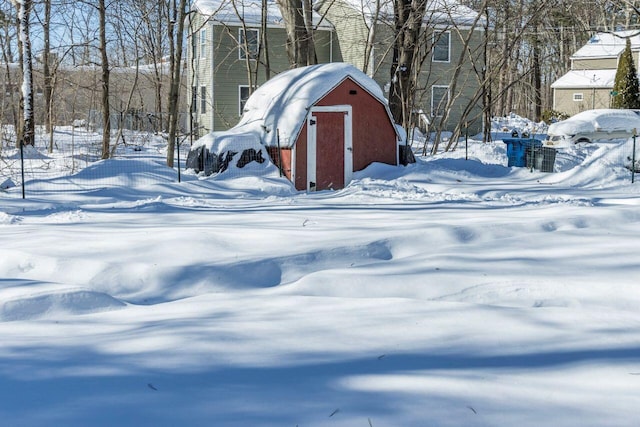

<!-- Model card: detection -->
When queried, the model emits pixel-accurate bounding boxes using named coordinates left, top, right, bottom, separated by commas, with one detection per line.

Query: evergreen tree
left=612, top=38, right=640, bottom=109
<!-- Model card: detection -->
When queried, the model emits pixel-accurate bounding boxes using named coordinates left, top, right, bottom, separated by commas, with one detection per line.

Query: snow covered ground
left=1, top=124, right=640, bottom=426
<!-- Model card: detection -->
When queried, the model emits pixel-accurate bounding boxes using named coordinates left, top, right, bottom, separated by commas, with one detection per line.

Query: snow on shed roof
left=234, top=62, right=395, bottom=148
left=193, top=0, right=333, bottom=29
left=551, top=69, right=616, bottom=89
left=572, top=30, right=640, bottom=59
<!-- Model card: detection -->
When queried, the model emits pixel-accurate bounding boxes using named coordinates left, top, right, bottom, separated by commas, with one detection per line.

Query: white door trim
left=306, top=105, right=353, bottom=191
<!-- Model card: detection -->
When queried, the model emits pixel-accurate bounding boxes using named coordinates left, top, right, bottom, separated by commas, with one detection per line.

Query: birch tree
left=11, top=0, right=34, bottom=147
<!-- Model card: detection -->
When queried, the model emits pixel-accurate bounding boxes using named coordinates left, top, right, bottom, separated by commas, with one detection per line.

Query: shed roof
left=193, top=0, right=333, bottom=29
left=234, top=62, right=396, bottom=148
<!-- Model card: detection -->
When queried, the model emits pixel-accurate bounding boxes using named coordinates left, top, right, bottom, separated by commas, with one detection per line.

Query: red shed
left=235, top=63, right=401, bottom=191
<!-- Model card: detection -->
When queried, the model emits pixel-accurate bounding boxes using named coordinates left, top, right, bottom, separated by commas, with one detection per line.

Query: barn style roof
left=234, top=62, right=397, bottom=148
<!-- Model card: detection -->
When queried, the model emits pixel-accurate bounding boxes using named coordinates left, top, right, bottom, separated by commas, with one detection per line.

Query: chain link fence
left=0, top=122, right=195, bottom=197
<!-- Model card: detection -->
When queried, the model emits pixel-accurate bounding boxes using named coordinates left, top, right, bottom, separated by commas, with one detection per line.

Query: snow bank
left=0, top=282, right=126, bottom=322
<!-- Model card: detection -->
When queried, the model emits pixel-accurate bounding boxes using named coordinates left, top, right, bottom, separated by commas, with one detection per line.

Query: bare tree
left=388, top=0, right=428, bottom=130
left=94, top=0, right=110, bottom=158
left=166, top=0, right=188, bottom=168
left=276, top=0, right=317, bottom=67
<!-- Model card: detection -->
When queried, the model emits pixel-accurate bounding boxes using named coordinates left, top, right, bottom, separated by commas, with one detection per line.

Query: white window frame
left=199, top=29, right=207, bottom=59
left=239, top=28, right=259, bottom=60
left=573, top=93, right=584, bottom=102
left=239, top=85, right=251, bottom=116
left=431, top=85, right=450, bottom=118
left=432, top=31, right=451, bottom=63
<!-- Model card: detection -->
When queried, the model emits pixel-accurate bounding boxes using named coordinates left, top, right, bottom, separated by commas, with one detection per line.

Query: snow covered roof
left=234, top=62, right=394, bottom=148
left=572, top=30, right=640, bottom=59
left=193, top=0, right=333, bottom=29
left=323, top=0, right=483, bottom=27
left=551, top=69, right=616, bottom=89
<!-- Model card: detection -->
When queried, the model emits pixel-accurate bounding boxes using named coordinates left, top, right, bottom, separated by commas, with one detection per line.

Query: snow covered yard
left=1, top=131, right=640, bottom=426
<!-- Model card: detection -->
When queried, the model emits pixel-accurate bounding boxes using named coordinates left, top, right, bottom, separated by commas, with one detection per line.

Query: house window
left=200, top=29, right=207, bottom=59
left=239, top=85, right=251, bottom=116
left=431, top=85, right=449, bottom=117
left=433, top=31, right=451, bottom=63
left=573, top=93, right=584, bottom=101
left=239, top=28, right=259, bottom=60
left=200, top=86, right=207, bottom=114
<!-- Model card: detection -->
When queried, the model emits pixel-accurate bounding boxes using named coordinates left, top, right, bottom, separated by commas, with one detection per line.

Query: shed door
left=307, top=105, right=353, bottom=191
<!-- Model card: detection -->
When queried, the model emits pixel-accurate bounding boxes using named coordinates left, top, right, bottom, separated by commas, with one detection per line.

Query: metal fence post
left=176, top=137, right=181, bottom=183
left=633, top=131, right=637, bottom=184
left=465, top=122, right=468, bottom=161
left=20, top=139, right=25, bottom=199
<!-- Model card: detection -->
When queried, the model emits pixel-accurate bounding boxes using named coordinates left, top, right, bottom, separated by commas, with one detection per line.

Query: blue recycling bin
left=503, top=138, right=543, bottom=167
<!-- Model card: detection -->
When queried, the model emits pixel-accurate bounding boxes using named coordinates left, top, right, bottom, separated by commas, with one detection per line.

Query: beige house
left=552, top=30, right=640, bottom=115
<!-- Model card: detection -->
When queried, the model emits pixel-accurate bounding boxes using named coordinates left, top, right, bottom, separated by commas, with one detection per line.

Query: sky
left=1, top=116, right=640, bottom=426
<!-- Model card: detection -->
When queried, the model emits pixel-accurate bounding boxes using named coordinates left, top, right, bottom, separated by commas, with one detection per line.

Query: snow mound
left=0, top=282, right=127, bottom=322
left=0, top=212, right=21, bottom=225
left=27, top=159, right=178, bottom=190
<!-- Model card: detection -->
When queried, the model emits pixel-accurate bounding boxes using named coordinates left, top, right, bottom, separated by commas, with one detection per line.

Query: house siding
left=316, top=0, right=372, bottom=72
left=553, top=87, right=612, bottom=115
left=368, top=24, right=484, bottom=136
left=188, top=12, right=336, bottom=136
left=572, top=57, right=618, bottom=70
left=191, top=2, right=484, bottom=137
left=317, top=0, right=484, bottom=136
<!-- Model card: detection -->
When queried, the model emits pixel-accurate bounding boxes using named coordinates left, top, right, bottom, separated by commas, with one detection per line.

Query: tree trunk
left=99, top=0, right=111, bottom=159
left=532, top=26, right=541, bottom=121
left=13, top=0, right=34, bottom=147
left=262, top=0, right=271, bottom=80
left=43, top=0, right=53, bottom=137
left=389, top=0, right=428, bottom=130
left=166, top=0, right=187, bottom=168
left=276, top=0, right=317, bottom=67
